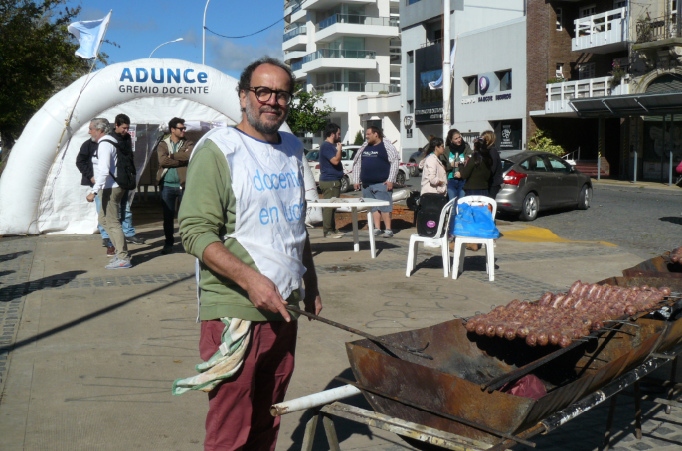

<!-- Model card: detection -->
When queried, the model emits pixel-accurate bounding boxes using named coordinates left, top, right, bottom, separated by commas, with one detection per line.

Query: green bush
left=353, top=130, right=365, bottom=145
left=528, top=129, right=565, bottom=156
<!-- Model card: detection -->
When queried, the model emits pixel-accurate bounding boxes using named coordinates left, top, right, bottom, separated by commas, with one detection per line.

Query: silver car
left=495, top=151, right=592, bottom=221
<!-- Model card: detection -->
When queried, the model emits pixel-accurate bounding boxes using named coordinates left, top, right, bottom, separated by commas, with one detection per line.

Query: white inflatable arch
left=0, top=58, right=319, bottom=235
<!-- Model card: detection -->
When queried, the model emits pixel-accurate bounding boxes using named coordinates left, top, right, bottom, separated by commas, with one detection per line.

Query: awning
left=570, top=92, right=682, bottom=117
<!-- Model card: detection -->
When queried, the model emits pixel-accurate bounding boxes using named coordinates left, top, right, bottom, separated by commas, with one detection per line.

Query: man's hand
left=245, top=273, right=291, bottom=322
left=336, top=142, right=342, bottom=153
left=86, top=193, right=96, bottom=203
left=384, top=181, right=393, bottom=191
left=90, top=177, right=95, bottom=184
left=303, top=289, right=322, bottom=319
left=354, top=183, right=361, bottom=191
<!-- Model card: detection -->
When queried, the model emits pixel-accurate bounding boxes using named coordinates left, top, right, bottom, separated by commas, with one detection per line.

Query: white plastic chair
left=452, top=196, right=497, bottom=282
left=406, top=198, right=457, bottom=277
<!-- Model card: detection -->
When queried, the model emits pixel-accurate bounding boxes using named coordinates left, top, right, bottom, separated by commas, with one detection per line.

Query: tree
left=527, top=129, right=565, bottom=156
left=353, top=130, right=364, bottom=145
left=286, top=84, right=335, bottom=135
left=0, top=1, right=107, bottom=173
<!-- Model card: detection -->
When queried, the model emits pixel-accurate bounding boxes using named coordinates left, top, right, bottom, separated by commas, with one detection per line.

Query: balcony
left=282, top=26, right=307, bottom=52
left=315, top=14, right=399, bottom=42
left=284, top=0, right=303, bottom=16
left=544, top=76, right=629, bottom=115
left=572, top=7, right=628, bottom=54
left=313, top=82, right=400, bottom=94
left=283, top=50, right=306, bottom=63
left=292, top=60, right=304, bottom=71
left=301, top=48, right=377, bottom=73
left=299, top=0, right=374, bottom=11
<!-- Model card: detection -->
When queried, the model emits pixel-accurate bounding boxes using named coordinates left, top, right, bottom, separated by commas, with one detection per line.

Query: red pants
left=200, top=320, right=297, bottom=451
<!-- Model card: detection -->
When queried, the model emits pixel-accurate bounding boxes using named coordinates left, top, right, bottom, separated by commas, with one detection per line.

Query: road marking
left=502, top=225, right=617, bottom=246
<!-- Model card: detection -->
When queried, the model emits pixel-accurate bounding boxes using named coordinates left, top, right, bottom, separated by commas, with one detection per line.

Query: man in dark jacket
left=112, top=114, right=145, bottom=245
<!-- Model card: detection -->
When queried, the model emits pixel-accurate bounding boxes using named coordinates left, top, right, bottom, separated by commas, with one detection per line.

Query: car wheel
left=409, top=160, right=419, bottom=177
left=339, top=176, right=350, bottom=193
left=577, top=184, right=591, bottom=210
left=519, top=192, right=539, bottom=221
left=396, top=171, right=406, bottom=186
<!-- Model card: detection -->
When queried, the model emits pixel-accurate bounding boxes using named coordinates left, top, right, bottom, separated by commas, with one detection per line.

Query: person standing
left=351, top=126, right=400, bottom=238
left=76, top=136, right=114, bottom=254
left=454, top=137, right=492, bottom=196
left=419, top=137, right=447, bottom=195
left=157, top=117, right=194, bottom=255
left=482, top=130, right=503, bottom=199
left=318, top=123, right=345, bottom=238
left=84, top=118, right=132, bottom=269
left=445, top=129, right=472, bottom=200
left=178, top=57, right=322, bottom=451
left=112, top=114, right=146, bottom=246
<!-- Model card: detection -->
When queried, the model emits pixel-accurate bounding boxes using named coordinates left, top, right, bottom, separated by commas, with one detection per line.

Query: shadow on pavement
left=0, top=250, right=32, bottom=263
left=0, top=273, right=193, bottom=353
left=286, top=368, right=373, bottom=451
left=659, top=216, right=682, bottom=226
left=0, top=270, right=15, bottom=281
left=0, top=270, right=86, bottom=304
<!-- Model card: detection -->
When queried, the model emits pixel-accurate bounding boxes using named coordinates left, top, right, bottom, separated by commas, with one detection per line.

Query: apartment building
left=399, top=0, right=526, bottom=161
left=528, top=0, right=682, bottom=181
left=283, top=0, right=402, bottom=148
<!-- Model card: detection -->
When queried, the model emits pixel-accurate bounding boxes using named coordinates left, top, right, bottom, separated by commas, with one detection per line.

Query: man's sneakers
left=106, top=245, right=115, bottom=256
left=161, top=244, right=173, bottom=255
left=373, top=229, right=394, bottom=238
left=102, top=238, right=111, bottom=247
left=105, top=258, right=132, bottom=269
left=126, top=235, right=146, bottom=245
left=324, top=230, right=345, bottom=239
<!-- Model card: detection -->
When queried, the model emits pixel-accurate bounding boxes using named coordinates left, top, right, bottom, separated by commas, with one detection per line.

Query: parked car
left=408, top=147, right=427, bottom=177
left=305, top=145, right=409, bottom=193
left=495, top=151, right=592, bottom=221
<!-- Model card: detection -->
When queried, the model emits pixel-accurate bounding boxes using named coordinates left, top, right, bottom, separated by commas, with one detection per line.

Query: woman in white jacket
left=419, top=137, right=447, bottom=195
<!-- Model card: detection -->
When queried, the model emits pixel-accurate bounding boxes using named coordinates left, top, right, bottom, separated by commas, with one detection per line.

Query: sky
left=68, top=0, right=286, bottom=79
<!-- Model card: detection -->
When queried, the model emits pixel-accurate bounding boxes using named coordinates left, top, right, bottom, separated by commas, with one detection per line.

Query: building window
left=366, top=119, right=382, bottom=130
left=463, top=76, right=477, bottom=96
left=614, top=0, right=627, bottom=7
left=407, top=100, right=414, bottom=113
left=578, top=62, right=595, bottom=80
left=556, top=7, right=563, bottom=31
left=496, top=70, right=512, bottom=91
left=580, top=5, right=596, bottom=17
left=407, top=0, right=420, bottom=5
left=407, top=51, right=414, bottom=64
left=556, top=63, right=564, bottom=79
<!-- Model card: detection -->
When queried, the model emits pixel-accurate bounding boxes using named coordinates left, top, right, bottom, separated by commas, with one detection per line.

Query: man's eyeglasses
left=174, top=127, right=186, bottom=132
left=249, top=87, right=293, bottom=106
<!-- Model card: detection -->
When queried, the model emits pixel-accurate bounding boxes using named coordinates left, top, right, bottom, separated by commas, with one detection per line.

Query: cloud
left=203, top=27, right=285, bottom=74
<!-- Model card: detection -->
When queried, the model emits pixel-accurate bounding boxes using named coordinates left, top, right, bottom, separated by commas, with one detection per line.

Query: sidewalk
left=592, top=178, right=682, bottom=192
left=0, top=222, right=681, bottom=451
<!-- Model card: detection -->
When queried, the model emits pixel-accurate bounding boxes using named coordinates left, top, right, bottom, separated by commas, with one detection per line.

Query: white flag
left=429, top=39, right=457, bottom=90
left=68, top=11, right=112, bottom=59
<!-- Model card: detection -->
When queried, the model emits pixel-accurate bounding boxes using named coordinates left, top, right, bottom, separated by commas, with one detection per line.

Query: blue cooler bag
left=451, top=203, right=500, bottom=239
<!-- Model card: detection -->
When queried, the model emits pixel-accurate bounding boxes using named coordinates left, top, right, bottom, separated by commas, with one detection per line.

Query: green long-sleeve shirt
left=178, top=140, right=300, bottom=321
left=459, top=159, right=491, bottom=191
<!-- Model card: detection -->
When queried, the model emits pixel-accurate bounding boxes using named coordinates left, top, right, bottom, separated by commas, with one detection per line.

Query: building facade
left=399, top=0, right=526, bottom=161
left=283, top=0, right=401, bottom=148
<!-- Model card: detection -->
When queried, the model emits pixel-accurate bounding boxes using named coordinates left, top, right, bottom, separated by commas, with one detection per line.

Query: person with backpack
left=112, top=114, right=146, bottom=246
left=85, top=118, right=132, bottom=269
left=156, top=117, right=195, bottom=255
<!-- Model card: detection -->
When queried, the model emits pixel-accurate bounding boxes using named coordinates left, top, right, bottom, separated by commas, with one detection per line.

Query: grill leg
left=322, top=413, right=341, bottom=451
left=666, top=357, right=678, bottom=414
left=634, top=381, right=643, bottom=440
left=301, top=411, right=320, bottom=451
left=601, top=395, right=618, bottom=451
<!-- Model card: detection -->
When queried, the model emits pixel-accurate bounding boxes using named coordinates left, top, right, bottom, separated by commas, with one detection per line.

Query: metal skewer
left=285, top=306, right=433, bottom=360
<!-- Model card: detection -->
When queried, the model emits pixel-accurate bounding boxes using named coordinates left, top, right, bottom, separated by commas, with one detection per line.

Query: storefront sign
left=499, top=120, right=522, bottom=150
left=415, top=43, right=452, bottom=124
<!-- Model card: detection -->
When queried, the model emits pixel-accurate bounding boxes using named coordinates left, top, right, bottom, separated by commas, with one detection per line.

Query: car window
left=547, top=155, right=571, bottom=173
left=306, top=151, right=319, bottom=161
left=519, top=159, right=530, bottom=170
left=529, top=155, right=548, bottom=172
left=501, top=159, right=514, bottom=173
left=349, top=149, right=359, bottom=160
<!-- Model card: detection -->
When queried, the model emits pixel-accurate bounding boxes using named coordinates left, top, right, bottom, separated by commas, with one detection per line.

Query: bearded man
left=178, top=57, right=322, bottom=451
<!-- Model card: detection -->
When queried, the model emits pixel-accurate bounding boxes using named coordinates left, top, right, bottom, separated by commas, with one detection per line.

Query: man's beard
left=90, top=136, right=97, bottom=142
left=245, top=97, right=288, bottom=135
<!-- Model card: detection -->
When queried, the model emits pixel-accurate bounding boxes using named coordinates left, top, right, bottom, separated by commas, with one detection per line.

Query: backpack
left=99, top=139, right=136, bottom=190
left=416, top=193, right=449, bottom=237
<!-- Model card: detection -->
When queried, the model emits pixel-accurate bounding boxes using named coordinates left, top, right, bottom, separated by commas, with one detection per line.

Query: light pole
left=149, top=38, right=184, bottom=58
left=442, top=0, right=451, bottom=140
left=203, top=0, right=211, bottom=64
